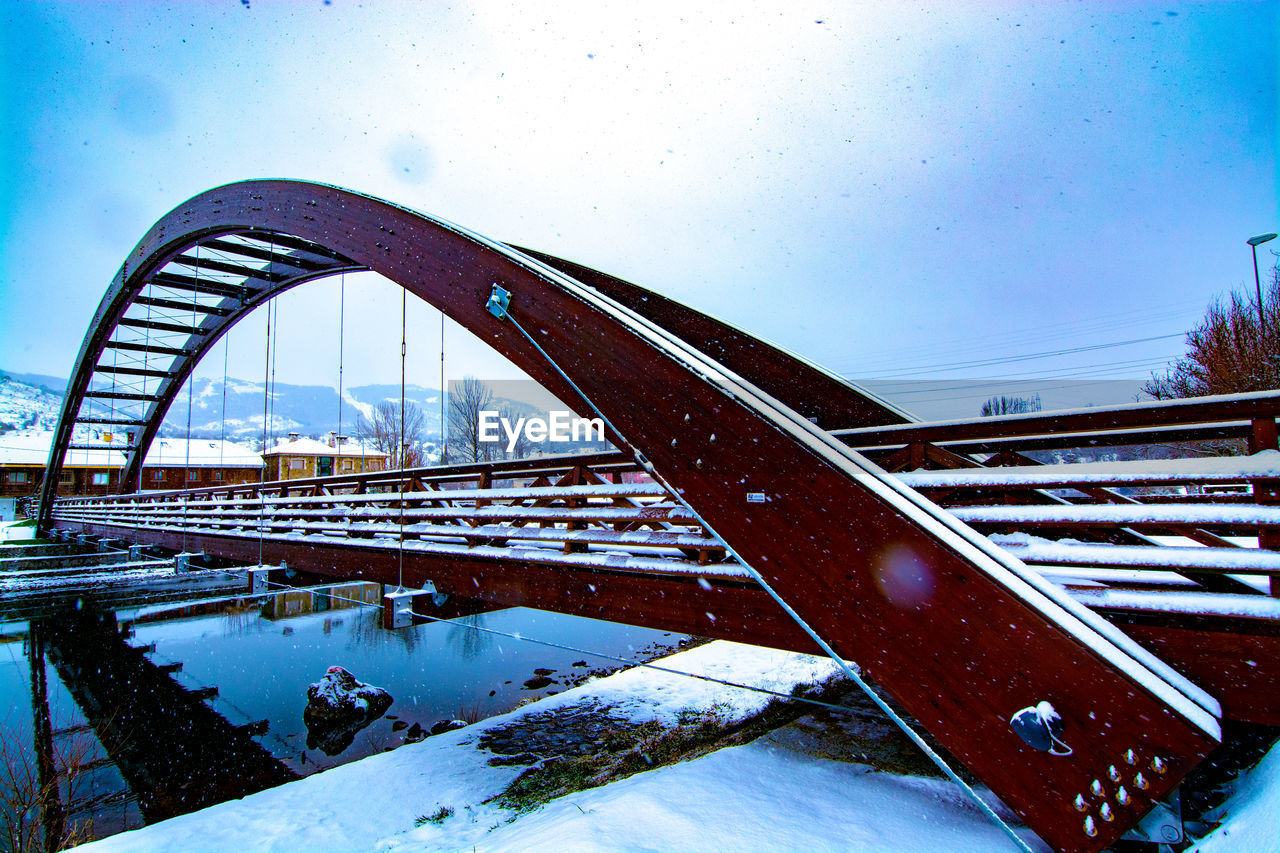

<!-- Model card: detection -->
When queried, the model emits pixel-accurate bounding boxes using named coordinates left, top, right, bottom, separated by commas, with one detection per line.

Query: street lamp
left=1248, top=232, right=1278, bottom=334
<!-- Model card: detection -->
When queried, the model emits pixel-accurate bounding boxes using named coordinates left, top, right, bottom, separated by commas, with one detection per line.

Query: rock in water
left=303, top=666, right=394, bottom=755
left=306, top=666, right=393, bottom=720
left=429, top=719, right=468, bottom=736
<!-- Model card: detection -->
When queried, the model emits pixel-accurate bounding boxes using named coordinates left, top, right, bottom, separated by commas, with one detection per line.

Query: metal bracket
left=174, top=551, right=204, bottom=572
left=1122, top=788, right=1183, bottom=846
left=247, top=566, right=270, bottom=595
left=486, top=284, right=511, bottom=319
left=382, top=582, right=438, bottom=629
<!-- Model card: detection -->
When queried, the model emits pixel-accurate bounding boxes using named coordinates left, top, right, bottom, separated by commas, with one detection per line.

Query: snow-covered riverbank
left=62, top=634, right=1280, bottom=853
left=67, top=640, right=1038, bottom=852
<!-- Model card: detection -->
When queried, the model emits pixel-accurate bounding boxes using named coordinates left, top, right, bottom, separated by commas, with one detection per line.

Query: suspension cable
left=337, top=272, right=346, bottom=462
left=130, top=278, right=156, bottom=489
left=182, top=244, right=200, bottom=554
left=258, top=294, right=272, bottom=568
left=398, top=287, right=407, bottom=590
left=440, top=311, right=446, bottom=461
left=268, top=299, right=279, bottom=451
left=109, top=303, right=119, bottom=482
left=493, top=304, right=1033, bottom=853
left=220, top=330, right=229, bottom=470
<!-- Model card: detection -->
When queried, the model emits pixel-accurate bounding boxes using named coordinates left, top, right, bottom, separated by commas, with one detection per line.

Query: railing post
left=1249, top=416, right=1278, bottom=454
left=1249, top=418, right=1280, bottom=595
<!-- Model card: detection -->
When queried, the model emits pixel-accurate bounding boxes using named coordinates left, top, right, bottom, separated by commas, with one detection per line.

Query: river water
left=0, top=583, right=686, bottom=848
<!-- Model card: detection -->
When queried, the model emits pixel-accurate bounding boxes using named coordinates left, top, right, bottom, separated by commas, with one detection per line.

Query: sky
left=0, top=0, right=1276, bottom=418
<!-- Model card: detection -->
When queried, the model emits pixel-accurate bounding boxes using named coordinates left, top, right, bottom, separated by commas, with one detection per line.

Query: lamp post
left=1248, top=232, right=1278, bottom=335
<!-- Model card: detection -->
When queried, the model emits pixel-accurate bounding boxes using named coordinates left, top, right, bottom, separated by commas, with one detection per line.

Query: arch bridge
left=37, top=180, right=1280, bottom=853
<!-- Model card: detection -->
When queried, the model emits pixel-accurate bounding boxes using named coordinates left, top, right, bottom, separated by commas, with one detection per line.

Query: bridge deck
left=48, top=395, right=1280, bottom=739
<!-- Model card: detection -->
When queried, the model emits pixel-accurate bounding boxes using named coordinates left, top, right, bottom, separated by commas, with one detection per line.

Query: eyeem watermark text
left=478, top=410, right=605, bottom=453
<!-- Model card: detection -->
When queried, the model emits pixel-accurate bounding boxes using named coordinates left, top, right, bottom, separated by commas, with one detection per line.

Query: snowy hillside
left=0, top=371, right=544, bottom=446
left=0, top=370, right=449, bottom=442
left=0, top=372, right=63, bottom=432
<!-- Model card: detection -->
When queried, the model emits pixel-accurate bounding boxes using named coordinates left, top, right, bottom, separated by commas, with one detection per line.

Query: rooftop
left=262, top=435, right=389, bottom=459
left=0, top=432, right=262, bottom=469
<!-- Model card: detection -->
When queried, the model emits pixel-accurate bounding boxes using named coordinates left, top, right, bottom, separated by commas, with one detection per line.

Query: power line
left=835, top=300, right=1204, bottom=377
left=857, top=356, right=1173, bottom=396
left=856, top=333, right=1184, bottom=379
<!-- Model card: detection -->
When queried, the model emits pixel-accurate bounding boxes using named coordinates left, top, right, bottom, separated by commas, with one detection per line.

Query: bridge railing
left=835, top=389, right=1280, bottom=456
left=50, top=450, right=733, bottom=573
left=837, top=390, right=1280, bottom=597
left=51, top=392, right=1280, bottom=594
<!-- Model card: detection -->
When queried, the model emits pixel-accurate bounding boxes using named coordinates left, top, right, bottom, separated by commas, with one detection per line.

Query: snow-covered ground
left=1, top=519, right=38, bottom=541
left=1188, top=741, right=1280, bottom=853
left=0, top=374, right=62, bottom=432
left=38, top=627, right=1280, bottom=853
left=69, top=640, right=1058, bottom=853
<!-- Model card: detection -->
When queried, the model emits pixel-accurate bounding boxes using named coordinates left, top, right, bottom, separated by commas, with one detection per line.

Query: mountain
left=153, top=378, right=449, bottom=443
left=1, top=370, right=1151, bottom=445
left=0, top=371, right=64, bottom=432
left=0, top=371, right=559, bottom=450
left=3, top=371, right=68, bottom=394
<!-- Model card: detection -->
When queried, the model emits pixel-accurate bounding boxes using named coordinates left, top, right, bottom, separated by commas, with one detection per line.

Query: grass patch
left=414, top=805, right=454, bottom=827
left=489, top=698, right=802, bottom=815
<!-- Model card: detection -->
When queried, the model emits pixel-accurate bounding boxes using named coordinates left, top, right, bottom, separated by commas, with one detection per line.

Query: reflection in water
left=29, top=628, right=66, bottom=849
left=38, top=607, right=300, bottom=823
left=446, top=614, right=493, bottom=661
left=347, top=606, right=420, bottom=653
left=1, top=697, right=104, bottom=852
left=219, top=604, right=268, bottom=640
left=0, top=584, right=686, bottom=848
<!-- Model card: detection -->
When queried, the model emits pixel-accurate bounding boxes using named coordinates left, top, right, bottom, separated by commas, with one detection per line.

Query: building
left=139, top=437, right=265, bottom=490
left=260, top=433, right=388, bottom=481
left=0, top=431, right=264, bottom=505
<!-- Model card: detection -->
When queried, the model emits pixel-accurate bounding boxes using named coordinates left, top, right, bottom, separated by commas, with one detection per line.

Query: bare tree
left=980, top=393, right=1042, bottom=417
left=496, top=403, right=535, bottom=460
left=1145, top=264, right=1280, bottom=399
left=447, top=377, right=498, bottom=463
left=355, top=401, right=427, bottom=469
left=1, top=703, right=99, bottom=852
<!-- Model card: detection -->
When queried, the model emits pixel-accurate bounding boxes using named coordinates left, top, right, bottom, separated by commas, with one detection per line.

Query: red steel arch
left=42, top=182, right=908, bottom=515
left=42, top=180, right=1221, bottom=852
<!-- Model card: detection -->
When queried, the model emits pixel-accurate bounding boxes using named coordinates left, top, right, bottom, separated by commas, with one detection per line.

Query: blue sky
left=0, top=1, right=1276, bottom=416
